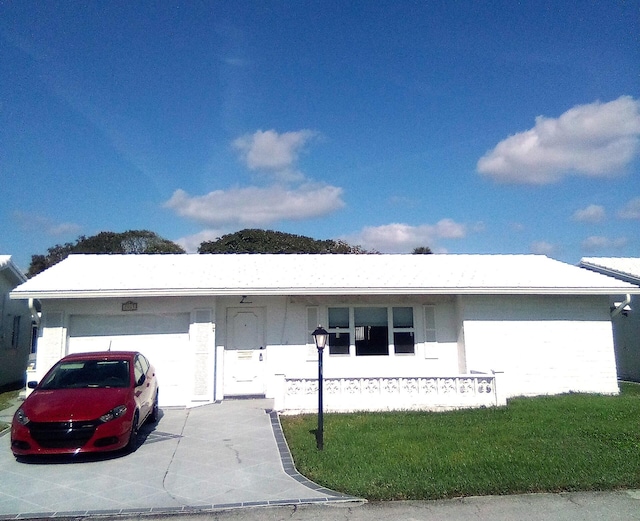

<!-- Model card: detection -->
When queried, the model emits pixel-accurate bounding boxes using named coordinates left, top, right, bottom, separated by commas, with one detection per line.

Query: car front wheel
left=149, top=391, right=159, bottom=423
left=126, top=411, right=139, bottom=452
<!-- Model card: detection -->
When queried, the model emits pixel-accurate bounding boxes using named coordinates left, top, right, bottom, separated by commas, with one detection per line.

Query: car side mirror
left=27, top=381, right=38, bottom=389
left=136, top=374, right=146, bottom=387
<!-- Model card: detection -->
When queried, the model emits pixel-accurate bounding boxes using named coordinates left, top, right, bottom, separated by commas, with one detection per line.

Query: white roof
left=0, top=255, right=27, bottom=285
left=10, top=254, right=640, bottom=299
left=580, top=257, right=640, bottom=285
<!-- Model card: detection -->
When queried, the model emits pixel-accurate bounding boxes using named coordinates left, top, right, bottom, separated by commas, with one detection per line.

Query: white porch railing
left=274, top=371, right=506, bottom=414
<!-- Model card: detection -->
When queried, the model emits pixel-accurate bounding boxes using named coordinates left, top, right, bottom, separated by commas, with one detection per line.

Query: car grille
left=28, top=421, right=98, bottom=449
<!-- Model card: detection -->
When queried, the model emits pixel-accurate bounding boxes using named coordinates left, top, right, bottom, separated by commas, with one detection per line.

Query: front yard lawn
left=280, top=382, right=640, bottom=500
left=0, top=389, right=20, bottom=433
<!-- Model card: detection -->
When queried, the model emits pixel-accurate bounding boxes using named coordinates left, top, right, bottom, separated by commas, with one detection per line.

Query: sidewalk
left=88, top=489, right=640, bottom=521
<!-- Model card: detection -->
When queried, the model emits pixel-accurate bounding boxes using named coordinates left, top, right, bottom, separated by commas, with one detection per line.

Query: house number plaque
left=121, top=301, right=138, bottom=312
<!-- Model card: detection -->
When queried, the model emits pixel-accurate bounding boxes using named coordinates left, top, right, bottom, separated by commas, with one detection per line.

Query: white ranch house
left=10, top=254, right=640, bottom=413
left=580, top=257, right=640, bottom=383
left=0, top=255, right=35, bottom=389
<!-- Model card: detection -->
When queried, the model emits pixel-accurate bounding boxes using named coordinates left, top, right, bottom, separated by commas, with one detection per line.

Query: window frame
left=134, top=356, right=145, bottom=386
left=391, top=306, right=416, bottom=355
left=10, top=315, right=21, bottom=350
left=326, top=305, right=416, bottom=357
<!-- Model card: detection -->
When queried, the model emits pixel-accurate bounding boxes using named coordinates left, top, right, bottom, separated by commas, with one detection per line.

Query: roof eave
left=11, top=286, right=640, bottom=300
left=1, top=261, right=27, bottom=285
left=580, top=262, right=640, bottom=285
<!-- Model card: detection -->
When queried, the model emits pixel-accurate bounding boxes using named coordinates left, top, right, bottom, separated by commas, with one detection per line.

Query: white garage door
left=68, top=313, right=191, bottom=407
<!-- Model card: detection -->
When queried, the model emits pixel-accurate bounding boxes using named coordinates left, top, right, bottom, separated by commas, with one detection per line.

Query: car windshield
left=40, top=360, right=130, bottom=390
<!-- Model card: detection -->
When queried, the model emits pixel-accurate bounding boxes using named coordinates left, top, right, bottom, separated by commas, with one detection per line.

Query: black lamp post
left=312, top=325, right=328, bottom=450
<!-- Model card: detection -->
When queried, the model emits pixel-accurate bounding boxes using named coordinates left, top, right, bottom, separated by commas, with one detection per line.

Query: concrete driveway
left=0, top=398, right=358, bottom=519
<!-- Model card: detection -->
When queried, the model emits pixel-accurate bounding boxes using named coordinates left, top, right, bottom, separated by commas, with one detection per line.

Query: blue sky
left=1, top=1, right=639, bottom=271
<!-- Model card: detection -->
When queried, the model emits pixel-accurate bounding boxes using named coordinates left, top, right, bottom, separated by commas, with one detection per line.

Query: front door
left=224, top=307, right=266, bottom=396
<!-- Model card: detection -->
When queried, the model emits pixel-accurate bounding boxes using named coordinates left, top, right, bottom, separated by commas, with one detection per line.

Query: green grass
left=280, top=383, right=640, bottom=500
left=0, top=389, right=20, bottom=433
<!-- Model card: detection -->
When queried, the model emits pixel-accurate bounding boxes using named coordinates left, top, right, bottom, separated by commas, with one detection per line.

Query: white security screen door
left=223, top=307, right=266, bottom=396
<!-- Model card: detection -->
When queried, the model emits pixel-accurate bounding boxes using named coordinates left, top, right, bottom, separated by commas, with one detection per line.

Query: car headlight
left=14, top=407, right=30, bottom=426
left=99, top=405, right=127, bottom=423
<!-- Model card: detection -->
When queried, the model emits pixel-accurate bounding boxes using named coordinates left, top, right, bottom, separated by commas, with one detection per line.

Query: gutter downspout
left=28, top=298, right=40, bottom=326
left=611, top=294, right=631, bottom=319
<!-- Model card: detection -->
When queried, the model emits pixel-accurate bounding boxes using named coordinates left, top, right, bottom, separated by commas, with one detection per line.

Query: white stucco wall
left=460, top=295, right=618, bottom=398
left=611, top=294, right=640, bottom=382
left=30, top=292, right=620, bottom=409
left=32, top=297, right=217, bottom=407
left=0, top=275, right=32, bottom=388
left=214, top=295, right=463, bottom=399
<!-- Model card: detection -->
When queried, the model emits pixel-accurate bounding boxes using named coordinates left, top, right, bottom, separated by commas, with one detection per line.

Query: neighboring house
left=579, top=257, right=640, bottom=383
left=0, top=256, right=34, bottom=389
left=10, top=254, right=640, bottom=412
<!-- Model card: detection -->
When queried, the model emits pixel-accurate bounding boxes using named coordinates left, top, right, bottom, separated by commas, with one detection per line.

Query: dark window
left=392, top=307, right=415, bottom=354
left=354, top=307, right=388, bottom=356
left=326, top=306, right=416, bottom=356
left=134, top=358, right=145, bottom=385
left=328, top=307, right=350, bottom=355
left=393, top=332, right=415, bottom=354
left=40, top=360, right=130, bottom=389
left=11, top=316, right=20, bottom=349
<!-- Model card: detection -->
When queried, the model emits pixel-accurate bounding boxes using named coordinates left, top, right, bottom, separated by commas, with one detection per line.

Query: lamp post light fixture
left=312, top=325, right=328, bottom=450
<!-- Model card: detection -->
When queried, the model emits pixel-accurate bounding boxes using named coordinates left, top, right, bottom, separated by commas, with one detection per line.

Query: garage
left=67, top=313, right=192, bottom=407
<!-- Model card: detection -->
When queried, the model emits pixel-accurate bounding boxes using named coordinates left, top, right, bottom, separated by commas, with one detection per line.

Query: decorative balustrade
left=274, top=372, right=505, bottom=413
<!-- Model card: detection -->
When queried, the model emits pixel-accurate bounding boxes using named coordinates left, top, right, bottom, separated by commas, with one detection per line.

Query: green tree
left=73, top=230, right=184, bottom=254
left=412, top=246, right=433, bottom=254
left=198, top=229, right=371, bottom=254
left=27, top=230, right=184, bottom=277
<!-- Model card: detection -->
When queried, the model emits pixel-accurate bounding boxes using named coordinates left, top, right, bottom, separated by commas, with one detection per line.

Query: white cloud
left=343, top=219, right=467, bottom=253
left=530, top=241, right=557, bottom=256
left=164, top=184, right=345, bottom=227
left=471, top=221, right=486, bottom=233
left=477, top=96, right=640, bottom=184
left=388, top=195, right=418, bottom=208
left=48, top=222, right=83, bottom=236
left=13, top=211, right=82, bottom=237
left=174, top=229, right=227, bottom=253
left=581, top=236, right=628, bottom=252
left=618, top=196, right=640, bottom=219
left=572, top=204, right=606, bottom=223
left=435, top=218, right=467, bottom=238
left=233, top=129, right=317, bottom=178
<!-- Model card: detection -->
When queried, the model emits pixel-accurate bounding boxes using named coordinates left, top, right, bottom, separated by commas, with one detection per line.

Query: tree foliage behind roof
left=198, top=229, right=372, bottom=254
left=27, top=230, right=185, bottom=278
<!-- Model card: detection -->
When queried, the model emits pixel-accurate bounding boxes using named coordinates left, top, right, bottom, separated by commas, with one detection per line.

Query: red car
left=11, top=351, right=159, bottom=457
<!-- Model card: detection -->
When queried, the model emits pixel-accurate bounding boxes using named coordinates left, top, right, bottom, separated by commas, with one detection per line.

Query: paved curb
left=268, top=410, right=362, bottom=501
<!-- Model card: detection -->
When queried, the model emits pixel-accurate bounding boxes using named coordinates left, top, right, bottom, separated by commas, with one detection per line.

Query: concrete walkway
left=0, top=398, right=357, bottom=519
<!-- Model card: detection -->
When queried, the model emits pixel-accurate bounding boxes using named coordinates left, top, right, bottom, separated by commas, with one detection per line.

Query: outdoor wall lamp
left=312, top=325, right=328, bottom=450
